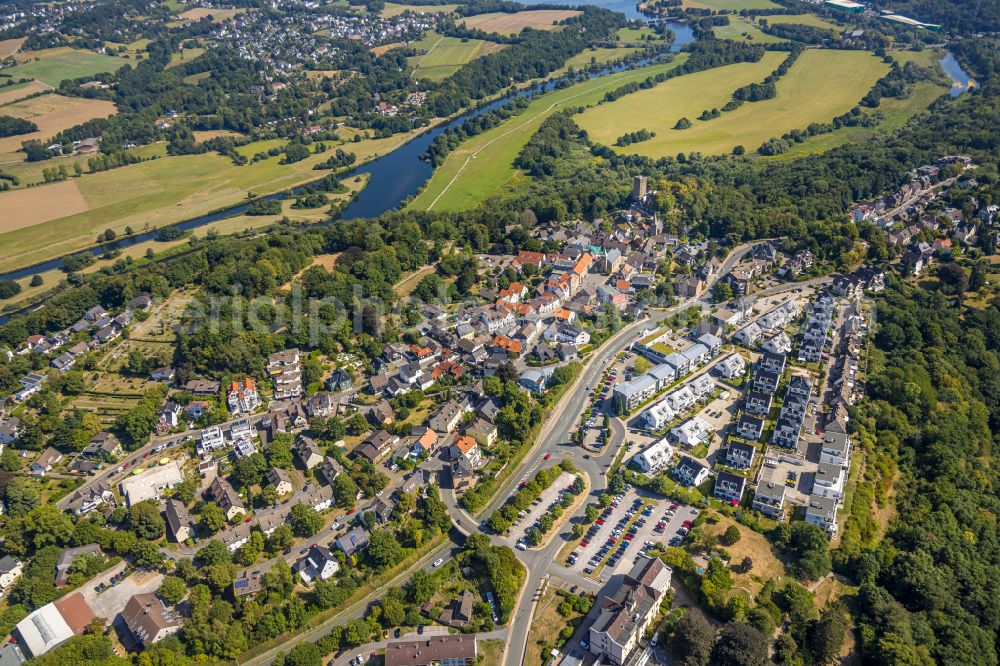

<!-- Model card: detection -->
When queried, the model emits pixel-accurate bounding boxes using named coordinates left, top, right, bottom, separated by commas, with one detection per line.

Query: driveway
left=79, top=564, right=163, bottom=621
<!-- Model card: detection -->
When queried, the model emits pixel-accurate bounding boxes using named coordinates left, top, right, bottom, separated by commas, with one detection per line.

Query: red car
left=682, top=520, right=693, bottom=528
left=624, top=535, right=633, bottom=542
left=580, top=540, right=589, bottom=547
left=669, top=504, right=679, bottom=510
left=346, top=508, right=355, bottom=515
left=596, top=519, right=604, bottom=525
left=544, top=453, right=551, bottom=460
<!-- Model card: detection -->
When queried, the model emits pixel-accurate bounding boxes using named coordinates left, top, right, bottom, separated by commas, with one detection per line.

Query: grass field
left=0, top=80, right=50, bottom=106
left=713, top=17, right=784, bottom=43
left=7, top=47, right=132, bottom=86
left=460, top=9, right=581, bottom=35
left=700, top=514, right=787, bottom=596
left=766, top=13, right=842, bottom=29
left=409, top=54, right=689, bottom=211
left=576, top=49, right=890, bottom=157
left=166, top=47, right=205, bottom=69
left=0, top=131, right=412, bottom=272
left=380, top=2, right=457, bottom=17
left=557, top=46, right=641, bottom=74
left=682, top=0, right=780, bottom=9
left=0, top=94, right=117, bottom=155
left=616, top=26, right=660, bottom=43
left=407, top=32, right=503, bottom=80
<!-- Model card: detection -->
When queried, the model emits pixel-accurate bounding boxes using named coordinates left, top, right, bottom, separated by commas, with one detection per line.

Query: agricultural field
left=0, top=180, right=89, bottom=232
left=371, top=42, right=406, bottom=56
left=407, top=32, right=505, bottom=80
left=0, top=94, right=117, bottom=155
left=0, top=130, right=408, bottom=272
left=177, top=7, right=244, bottom=22
left=460, top=9, right=581, bottom=35
left=409, top=54, right=689, bottom=211
left=0, top=37, right=26, bottom=58
left=0, top=143, right=165, bottom=189
left=0, top=80, right=50, bottom=106
left=713, top=17, right=784, bottom=43
left=681, top=0, right=781, bottom=9
left=380, top=2, right=458, bottom=17
left=5, top=47, right=132, bottom=86
left=576, top=49, right=889, bottom=157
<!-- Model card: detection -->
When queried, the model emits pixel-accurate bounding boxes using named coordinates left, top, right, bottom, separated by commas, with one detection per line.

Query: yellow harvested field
left=192, top=129, right=243, bottom=142
left=461, top=9, right=581, bottom=35
left=0, top=180, right=89, bottom=232
left=371, top=42, right=405, bottom=56
left=0, top=95, right=117, bottom=154
left=381, top=2, right=458, bottom=17
left=0, top=80, right=50, bottom=106
left=178, top=7, right=243, bottom=22
left=0, top=37, right=26, bottom=58
left=577, top=50, right=889, bottom=157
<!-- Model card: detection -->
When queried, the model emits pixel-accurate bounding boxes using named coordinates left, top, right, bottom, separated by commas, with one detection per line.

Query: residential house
left=294, top=545, right=340, bottom=584
left=805, top=494, right=839, bottom=537
left=267, top=348, right=303, bottom=400
left=122, top=594, right=183, bottom=646
left=588, top=556, right=672, bottom=666
left=439, top=590, right=475, bottom=627
left=65, top=481, right=114, bottom=515
left=227, top=378, right=261, bottom=414
left=752, top=479, right=786, bottom=519
left=672, top=455, right=709, bottom=487
left=294, top=435, right=324, bottom=470
left=725, top=441, right=756, bottom=470
left=220, top=523, right=252, bottom=552
left=0, top=556, right=22, bottom=590
left=429, top=399, right=470, bottom=434
left=267, top=467, right=294, bottom=495
left=714, top=472, right=746, bottom=505
left=164, top=499, right=193, bottom=543
left=384, top=635, right=478, bottom=666
left=157, top=402, right=182, bottom=433
left=335, top=526, right=370, bottom=557
left=631, top=439, right=674, bottom=474
left=208, top=476, right=245, bottom=521
left=31, top=447, right=63, bottom=477
left=450, top=435, right=483, bottom=469
left=0, top=417, right=22, bottom=445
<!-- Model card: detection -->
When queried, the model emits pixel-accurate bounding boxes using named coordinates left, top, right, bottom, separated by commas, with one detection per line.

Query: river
left=0, top=17, right=692, bottom=284
left=939, top=50, right=977, bottom=98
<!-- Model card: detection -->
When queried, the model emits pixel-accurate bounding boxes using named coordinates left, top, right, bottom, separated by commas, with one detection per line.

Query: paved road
left=238, top=242, right=761, bottom=665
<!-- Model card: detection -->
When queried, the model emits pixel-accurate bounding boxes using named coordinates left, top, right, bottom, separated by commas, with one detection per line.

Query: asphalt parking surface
left=510, top=471, right=575, bottom=546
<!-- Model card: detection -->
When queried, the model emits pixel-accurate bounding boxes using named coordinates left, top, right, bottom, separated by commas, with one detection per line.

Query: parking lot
left=81, top=563, right=163, bottom=620
left=509, top=471, right=576, bottom=547
left=560, top=488, right=702, bottom=583
left=759, top=454, right=810, bottom=508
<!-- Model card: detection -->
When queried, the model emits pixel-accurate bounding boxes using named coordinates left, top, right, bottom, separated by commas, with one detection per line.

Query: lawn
left=683, top=0, right=780, bottom=9
left=6, top=47, right=132, bottom=86
left=576, top=49, right=890, bottom=157
left=407, top=32, right=503, bottom=81
left=460, top=9, right=581, bottom=35
left=616, top=26, right=661, bottom=43
left=713, top=17, right=784, bottom=44
left=408, top=54, right=689, bottom=212
left=0, top=130, right=413, bottom=272
left=381, top=2, right=458, bottom=17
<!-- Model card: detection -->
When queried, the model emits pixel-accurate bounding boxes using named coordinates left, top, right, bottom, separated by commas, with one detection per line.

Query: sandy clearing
left=0, top=179, right=90, bottom=231
left=178, top=7, right=244, bottom=22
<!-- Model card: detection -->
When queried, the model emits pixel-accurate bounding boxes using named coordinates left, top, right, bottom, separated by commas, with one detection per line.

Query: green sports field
left=408, top=54, right=690, bottom=212
left=575, top=49, right=890, bottom=157
left=7, top=47, right=132, bottom=86
left=407, top=32, right=501, bottom=81
left=765, top=13, right=842, bottom=29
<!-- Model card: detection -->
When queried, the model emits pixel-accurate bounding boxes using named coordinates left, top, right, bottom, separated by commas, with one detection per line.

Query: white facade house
left=805, top=494, right=839, bottom=537
left=716, top=353, right=746, bottom=379
left=631, top=439, right=675, bottom=474
left=671, top=416, right=712, bottom=448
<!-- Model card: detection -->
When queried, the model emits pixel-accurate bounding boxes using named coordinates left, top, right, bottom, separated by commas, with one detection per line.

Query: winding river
left=0, top=13, right=977, bottom=285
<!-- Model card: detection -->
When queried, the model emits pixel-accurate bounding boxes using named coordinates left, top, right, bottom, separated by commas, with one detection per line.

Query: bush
left=720, top=525, right=742, bottom=546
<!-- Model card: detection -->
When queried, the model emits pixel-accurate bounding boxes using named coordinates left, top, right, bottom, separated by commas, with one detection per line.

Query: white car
left=433, top=558, right=444, bottom=567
